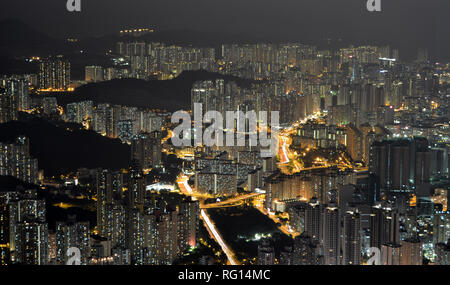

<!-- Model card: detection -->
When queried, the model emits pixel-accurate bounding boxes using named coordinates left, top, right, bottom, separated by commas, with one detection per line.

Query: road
left=201, top=193, right=263, bottom=209
left=254, top=203, right=300, bottom=239
left=277, top=113, right=357, bottom=175
left=279, top=135, right=290, bottom=164
left=200, top=209, right=239, bottom=265
left=278, top=128, right=302, bottom=174
left=177, top=175, right=239, bottom=265
left=162, top=129, right=174, bottom=143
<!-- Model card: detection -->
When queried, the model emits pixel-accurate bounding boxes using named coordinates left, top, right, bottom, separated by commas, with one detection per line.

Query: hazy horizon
left=1, top=0, right=449, bottom=60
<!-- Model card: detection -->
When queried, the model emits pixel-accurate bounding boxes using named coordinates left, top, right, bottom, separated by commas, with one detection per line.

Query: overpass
left=200, top=192, right=264, bottom=209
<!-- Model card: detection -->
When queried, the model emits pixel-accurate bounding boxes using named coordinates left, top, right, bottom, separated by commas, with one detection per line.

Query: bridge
left=200, top=192, right=264, bottom=209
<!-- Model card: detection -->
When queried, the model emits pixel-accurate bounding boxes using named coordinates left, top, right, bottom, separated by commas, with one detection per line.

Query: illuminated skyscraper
left=305, top=198, right=322, bottom=241
left=0, top=137, right=39, bottom=184
left=39, top=56, right=71, bottom=90
left=342, top=208, right=362, bottom=265
left=381, top=243, right=401, bottom=265
left=0, top=86, right=18, bottom=123
left=292, top=234, right=321, bottom=265
left=8, top=192, right=48, bottom=265
left=321, top=204, right=340, bottom=265
left=178, top=199, right=200, bottom=249
left=96, top=169, right=113, bottom=236
left=257, top=239, right=275, bottom=265
left=85, top=66, right=104, bottom=82
left=400, top=238, right=422, bottom=265
left=370, top=138, right=430, bottom=194
left=369, top=203, right=400, bottom=249
left=0, top=76, right=29, bottom=114
left=42, top=97, right=58, bottom=115
left=435, top=240, right=450, bottom=265
left=433, top=212, right=450, bottom=245
left=14, top=220, right=48, bottom=265
left=126, top=207, right=145, bottom=264
left=131, top=131, right=162, bottom=170
left=0, top=195, right=10, bottom=265
left=104, top=203, right=127, bottom=248
left=55, top=217, right=90, bottom=265
left=117, top=120, right=134, bottom=142
left=128, top=170, right=145, bottom=210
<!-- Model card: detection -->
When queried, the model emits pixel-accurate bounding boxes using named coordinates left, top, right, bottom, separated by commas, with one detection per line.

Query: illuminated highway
left=279, top=135, right=290, bottom=164
left=200, top=209, right=239, bottom=265
left=177, top=175, right=194, bottom=196
left=278, top=128, right=302, bottom=174
left=255, top=203, right=300, bottom=238
left=177, top=175, right=239, bottom=265
left=201, top=193, right=263, bottom=209
left=172, top=111, right=357, bottom=265
left=162, top=129, right=174, bottom=143
left=277, top=112, right=357, bottom=174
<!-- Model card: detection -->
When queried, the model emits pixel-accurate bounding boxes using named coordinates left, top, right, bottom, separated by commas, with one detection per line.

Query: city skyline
left=0, top=0, right=449, bottom=61
left=0, top=0, right=449, bottom=271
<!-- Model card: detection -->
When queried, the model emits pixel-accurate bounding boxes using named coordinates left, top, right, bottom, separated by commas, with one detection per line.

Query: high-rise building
left=292, top=234, right=322, bottom=265
left=8, top=192, right=48, bottom=265
left=342, top=208, right=362, bottom=265
left=85, top=66, right=104, bottom=82
left=370, top=138, right=430, bottom=194
left=369, top=203, right=400, bottom=249
left=178, top=199, right=200, bottom=249
left=0, top=137, right=39, bottom=184
left=0, top=195, right=10, bottom=265
left=39, top=56, right=71, bottom=91
left=433, top=212, right=450, bottom=245
left=42, top=97, right=58, bottom=115
left=257, top=239, right=275, bottom=265
left=435, top=240, right=450, bottom=265
left=346, top=124, right=363, bottom=162
left=90, top=235, right=112, bottom=264
left=321, top=204, right=340, bottom=265
left=66, top=101, right=94, bottom=126
left=0, top=86, right=18, bottom=123
left=305, top=198, right=322, bottom=241
left=117, top=120, right=134, bottom=142
left=400, top=238, right=422, bottom=265
left=13, top=220, right=48, bottom=265
left=128, top=170, right=145, bottom=210
left=96, top=169, right=113, bottom=236
left=279, top=246, right=294, bottom=265
left=0, top=75, right=30, bottom=115
left=15, top=77, right=30, bottom=111
left=94, top=104, right=115, bottom=137
left=104, top=203, right=127, bottom=248
left=381, top=243, right=401, bottom=265
left=55, top=217, right=90, bottom=265
left=126, top=207, right=145, bottom=264
left=131, top=131, right=162, bottom=170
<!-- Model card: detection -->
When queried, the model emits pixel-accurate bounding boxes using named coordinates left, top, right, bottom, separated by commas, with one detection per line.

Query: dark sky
left=1, top=0, right=449, bottom=60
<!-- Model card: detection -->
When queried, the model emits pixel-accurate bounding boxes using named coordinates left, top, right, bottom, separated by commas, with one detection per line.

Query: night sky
left=0, top=0, right=449, bottom=60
